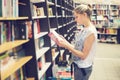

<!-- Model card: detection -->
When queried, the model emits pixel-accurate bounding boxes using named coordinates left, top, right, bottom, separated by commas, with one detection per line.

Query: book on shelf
left=37, top=55, right=45, bottom=71
left=0, top=22, right=6, bottom=44
left=48, top=8, right=53, bottom=16
left=30, top=3, right=45, bottom=17
left=38, top=58, right=42, bottom=70
left=36, top=20, right=40, bottom=33
left=34, top=20, right=41, bottom=37
left=14, top=22, right=28, bottom=40
left=26, top=21, right=33, bottom=39
left=41, top=55, right=45, bottom=67
left=13, top=0, right=19, bottom=17
left=0, top=23, right=1, bottom=44
left=0, top=22, right=12, bottom=44
left=35, top=37, right=44, bottom=51
left=0, top=21, right=30, bottom=45
left=0, top=0, right=7, bottom=17
left=0, top=0, right=19, bottom=17
left=36, top=7, right=45, bottom=16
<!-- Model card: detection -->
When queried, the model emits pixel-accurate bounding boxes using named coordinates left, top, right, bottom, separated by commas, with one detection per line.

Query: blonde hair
left=74, top=4, right=92, bottom=20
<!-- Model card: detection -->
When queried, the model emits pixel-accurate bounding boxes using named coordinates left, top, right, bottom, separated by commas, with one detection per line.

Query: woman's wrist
left=65, top=42, right=74, bottom=50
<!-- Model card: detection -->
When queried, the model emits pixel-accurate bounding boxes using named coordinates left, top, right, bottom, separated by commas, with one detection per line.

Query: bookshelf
left=0, top=0, right=76, bottom=80
left=0, top=40, right=29, bottom=54
left=1, top=56, right=32, bottom=80
left=91, top=4, right=120, bottom=43
left=20, top=0, right=76, bottom=80
left=0, top=0, right=33, bottom=80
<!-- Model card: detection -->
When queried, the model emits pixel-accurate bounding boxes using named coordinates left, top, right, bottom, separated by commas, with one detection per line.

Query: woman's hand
left=56, top=35, right=70, bottom=48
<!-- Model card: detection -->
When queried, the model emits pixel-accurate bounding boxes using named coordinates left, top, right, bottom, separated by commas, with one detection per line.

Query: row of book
left=31, top=3, right=45, bottom=17
left=0, top=21, right=32, bottom=45
left=99, top=36, right=117, bottom=43
left=0, top=0, right=18, bottom=17
left=97, top=28, right=117, bottom=34
left=31, top=3, right=54, bottom=17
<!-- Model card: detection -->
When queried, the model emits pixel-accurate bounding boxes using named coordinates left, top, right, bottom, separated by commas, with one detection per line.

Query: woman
left=56, top=4, right=97, bottom=80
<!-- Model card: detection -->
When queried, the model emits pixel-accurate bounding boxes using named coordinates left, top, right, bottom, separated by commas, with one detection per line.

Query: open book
left=48, top=30, right=63, bottom=43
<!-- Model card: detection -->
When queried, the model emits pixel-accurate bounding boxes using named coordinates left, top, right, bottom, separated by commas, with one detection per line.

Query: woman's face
left=73, top=12, right=85, bottom=25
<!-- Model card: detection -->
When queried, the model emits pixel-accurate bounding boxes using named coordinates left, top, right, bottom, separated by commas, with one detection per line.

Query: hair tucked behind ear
left=73, top=4, right=92, bottom=20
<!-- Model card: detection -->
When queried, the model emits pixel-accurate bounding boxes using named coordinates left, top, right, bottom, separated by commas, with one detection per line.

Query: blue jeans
left=73, top=63, right=92, bottom=80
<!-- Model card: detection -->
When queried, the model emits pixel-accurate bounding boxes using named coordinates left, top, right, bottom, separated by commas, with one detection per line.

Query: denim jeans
left=73, top=63, right=92, bottom=80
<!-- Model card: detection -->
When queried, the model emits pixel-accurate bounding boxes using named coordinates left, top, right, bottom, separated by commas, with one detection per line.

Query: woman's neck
left=84, top=20, right=91, bottom=28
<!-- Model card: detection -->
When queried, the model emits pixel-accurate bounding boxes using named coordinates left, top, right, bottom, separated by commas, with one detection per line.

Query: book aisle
left=0, top=0, right=120, bottom=80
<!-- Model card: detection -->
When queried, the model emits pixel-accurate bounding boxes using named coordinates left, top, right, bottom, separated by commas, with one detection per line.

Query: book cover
left=36, top=20, right=40, bottom=34
left=14, top=22, right=28, bottom=40
left=34, top=20, right=38, bottom=36
left=40, top=7, right=45, bottom=16
left=0, top=0, right=7, bottom=17
left=6, top=22, right=12, bottom=42
left=13, top=0, right=18, bottom=17
left=1, top=22, right=7, bottom=44
left=0, top=22, right=2, bottom=45
left=0, top=0, right=2, bottom=16
left=26, top=21, right=32, bottom=39
left=48, top=30, right=63, bottom=43
left=38, top=58, right=42, bottom=70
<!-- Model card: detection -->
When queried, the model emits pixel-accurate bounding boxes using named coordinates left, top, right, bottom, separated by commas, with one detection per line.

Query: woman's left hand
left=56, top=35, right=70, bottom=48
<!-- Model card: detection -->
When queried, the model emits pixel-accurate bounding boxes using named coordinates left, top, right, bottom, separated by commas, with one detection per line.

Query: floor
left=89, top=42, right=120, bottom=80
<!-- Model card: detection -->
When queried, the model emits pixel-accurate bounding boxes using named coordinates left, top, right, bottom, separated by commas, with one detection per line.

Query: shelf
left=34, top=32, right=48, bottom=39
left=30, top=0, right=45, bottom=3
left=98, top=39, right=117, bottom=43
left=98, top=33, right=117, bottom=35
left=50, top=28, right=57, bottom=31
left=58, top=25, right=63, bottom=28
left=1, top=56, right=32, bottom=80
left=47, top=1, right=54, bottom=6
left=60, top=50, right=65, bottom=56
left=0, top=17, right=28, bottom=20
left=36, top=47, right=50, bottom=59
left=51, top=40, right=56, bottom=47
left=32, top=16, right=47, bottom=19
left=26, top=78, right=35, bottom=80
left=49, top=16, right=56, bottom=18
left=38, top=62, right=51, bottom=79
left=0, top=40, right=29, bottom=54
left=52, top=52, right=59, bottom=61
left=56, top=5, right=61, bottom=7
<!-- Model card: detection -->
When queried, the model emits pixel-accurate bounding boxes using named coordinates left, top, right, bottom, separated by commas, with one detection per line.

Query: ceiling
left=73, top=0, right=120, bottom=5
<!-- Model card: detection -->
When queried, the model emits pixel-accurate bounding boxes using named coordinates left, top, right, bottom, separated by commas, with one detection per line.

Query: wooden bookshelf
left=0, top=40, right=29, bottom=54
left=0, top=17, right=28, bottom=20
left=1, top=56, right=32, bottom=80
left=0, top=0, right=33, bottom=79
left=26, top=78, right=35, bottom=80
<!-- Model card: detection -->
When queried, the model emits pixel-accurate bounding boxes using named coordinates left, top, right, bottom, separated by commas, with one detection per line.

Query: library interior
left=0, top=0, right=120, bottom=80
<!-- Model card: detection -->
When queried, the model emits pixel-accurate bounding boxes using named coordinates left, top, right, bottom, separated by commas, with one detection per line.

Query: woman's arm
left=57, top=33, right=95, bottom=60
